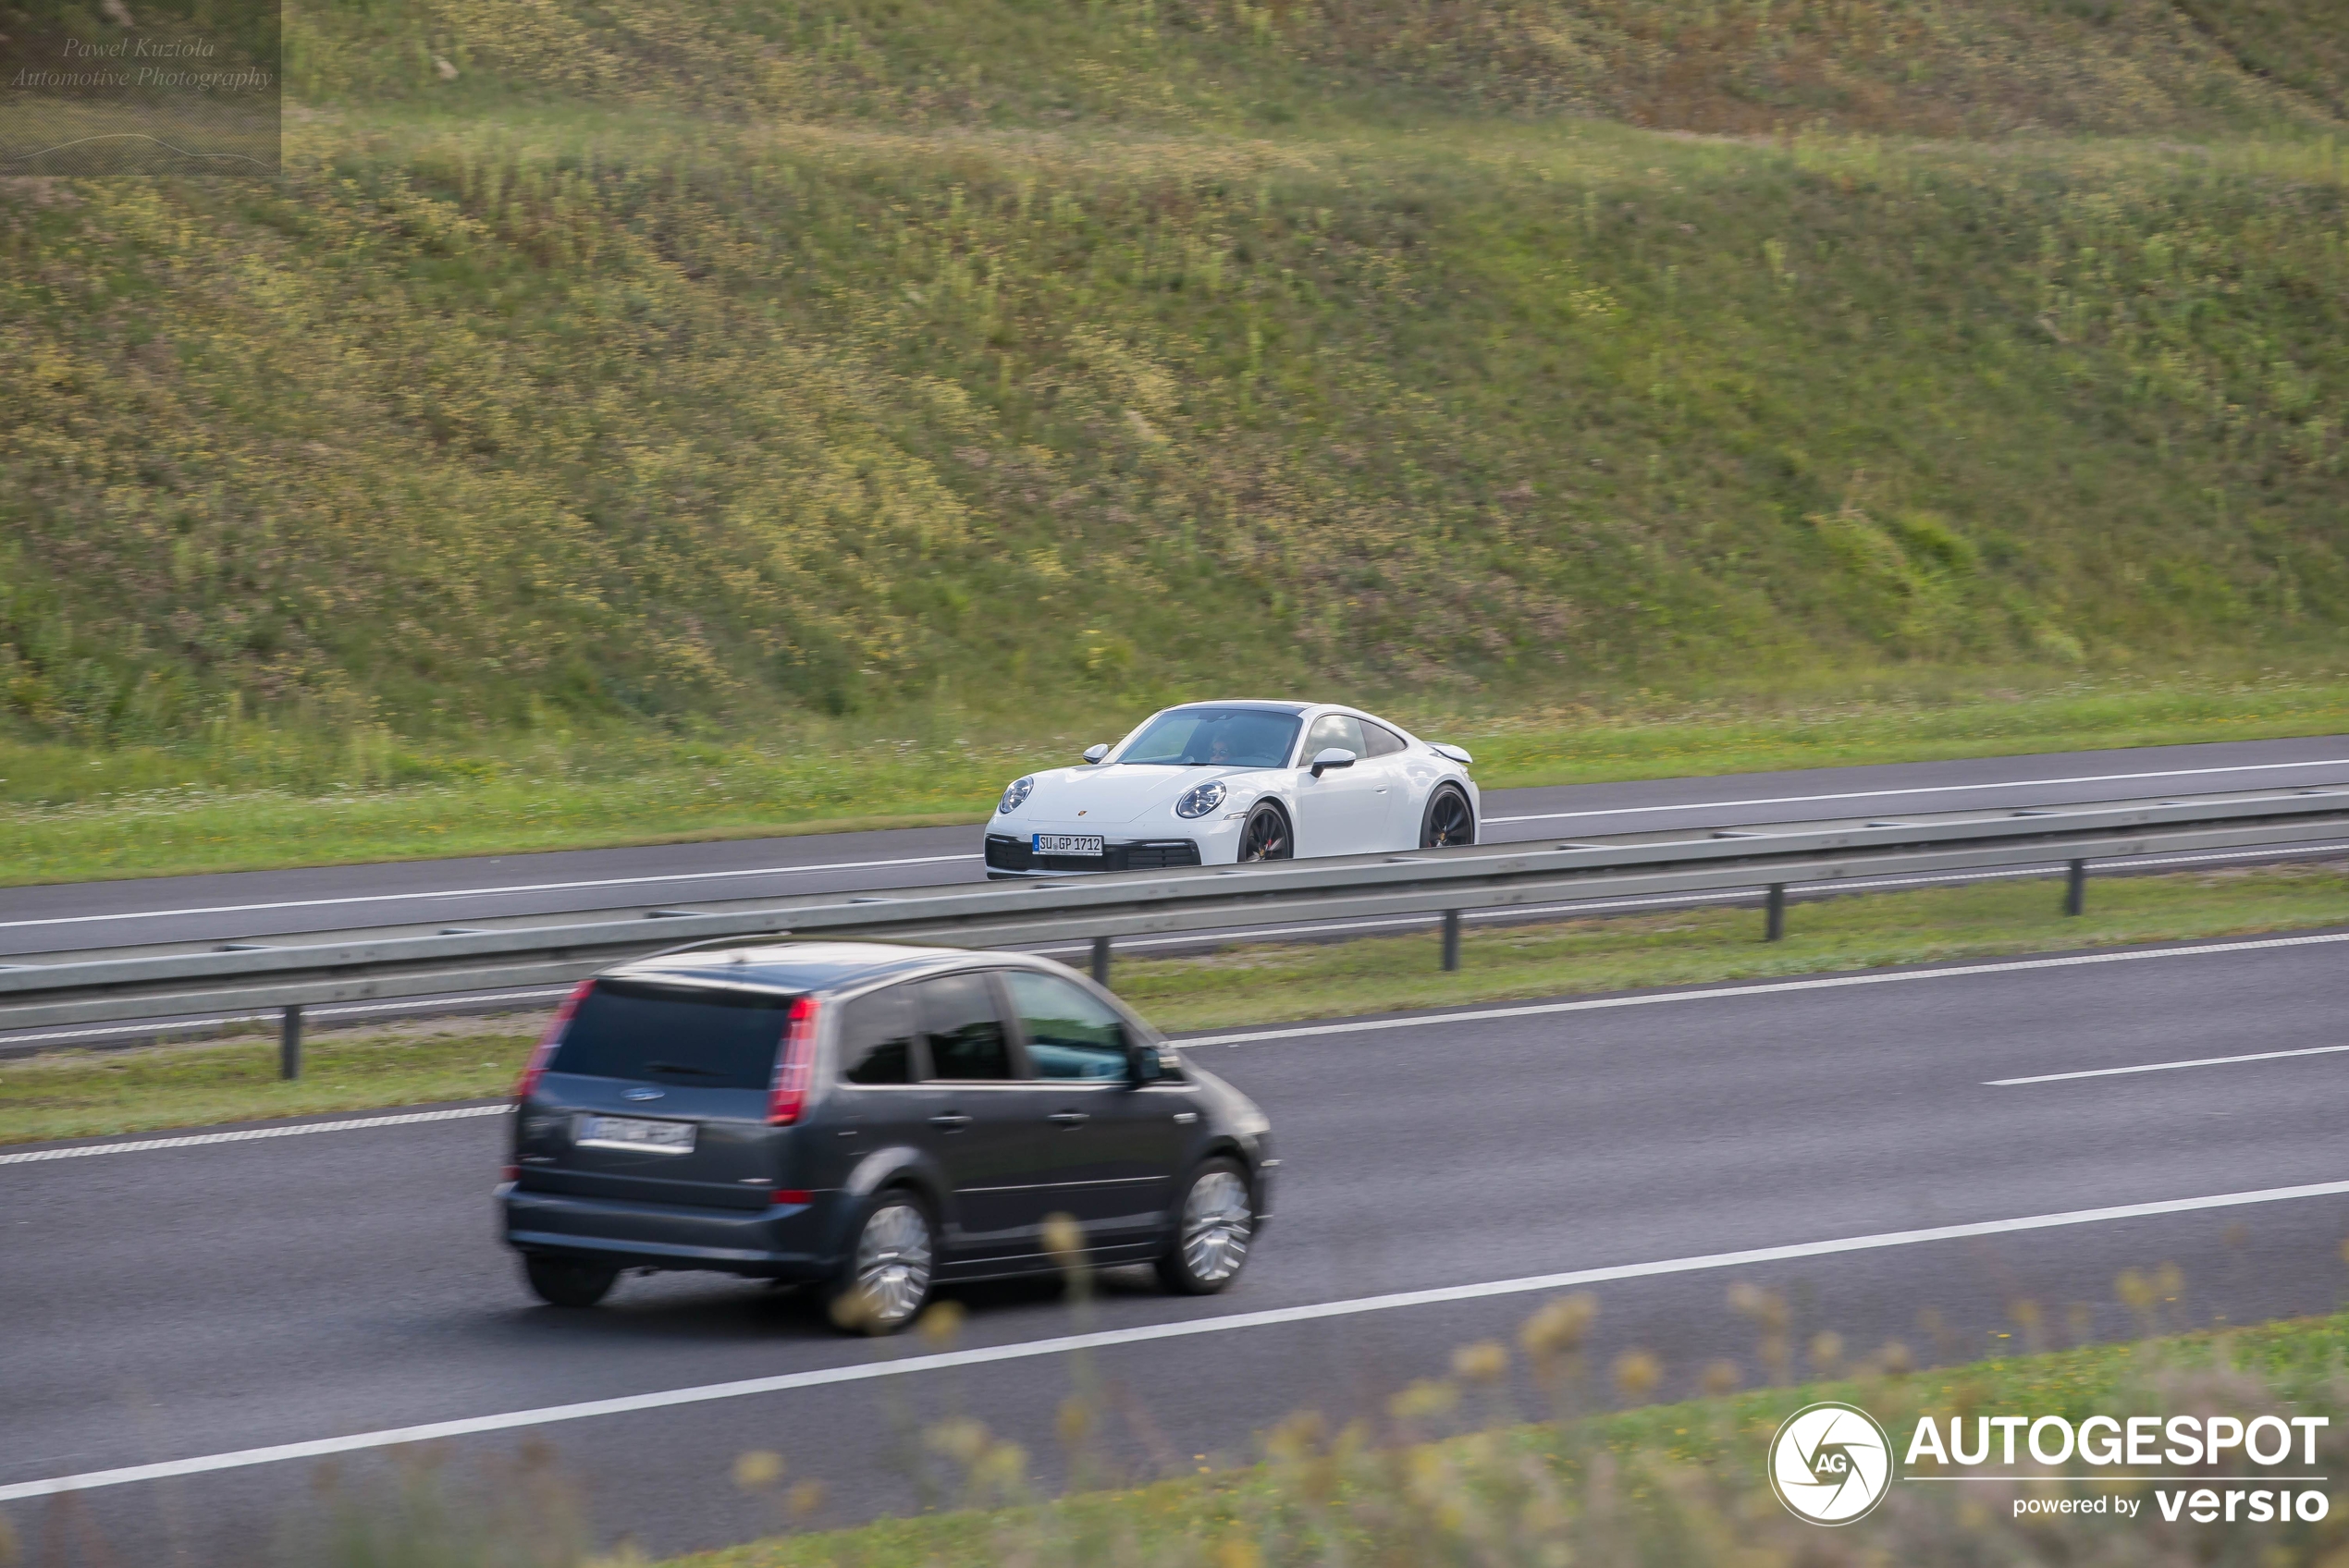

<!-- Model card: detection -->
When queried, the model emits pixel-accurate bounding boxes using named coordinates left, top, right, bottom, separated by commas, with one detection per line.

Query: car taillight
left=768, top=995, right=818, bottom=1125
left=513, top=980, right=594, bottom=1102
left=769, top=1189, right=812, bottom=1206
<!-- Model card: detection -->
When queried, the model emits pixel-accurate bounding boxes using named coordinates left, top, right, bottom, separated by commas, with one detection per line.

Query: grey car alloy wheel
left=845, top=1197, right=933, bottom=1331
left=1160, top=1163, right=1252, bottom=1293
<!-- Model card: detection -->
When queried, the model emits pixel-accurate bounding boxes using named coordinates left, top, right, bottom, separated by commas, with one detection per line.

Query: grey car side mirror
left=1309, top=747, right=1358, bottom=778
left=1125, top=1038, right=1164, bottom=1084
left=1083, top=743, right=1109, bottom=764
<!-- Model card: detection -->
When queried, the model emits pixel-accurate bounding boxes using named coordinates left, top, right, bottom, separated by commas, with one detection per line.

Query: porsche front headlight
left=1174, top=780, right=1227, bottom=819
left=997, top=776, right=1035, bottom=815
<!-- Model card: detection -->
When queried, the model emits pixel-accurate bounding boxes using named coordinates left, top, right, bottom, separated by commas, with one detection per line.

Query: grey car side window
left=837, top=985, right=922, bottom=1085
left=916, top=971, right=1017, bottom=1081
left=1004, top=971, right=1127, bottom=1080
left=1360, top=721, right=1407, bottom=758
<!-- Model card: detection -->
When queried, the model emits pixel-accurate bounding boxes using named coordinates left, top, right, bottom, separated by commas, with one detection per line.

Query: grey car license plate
left=1034, top=833, right=1105, bottom=856
left=576, top=1114, right=696, bottom=1154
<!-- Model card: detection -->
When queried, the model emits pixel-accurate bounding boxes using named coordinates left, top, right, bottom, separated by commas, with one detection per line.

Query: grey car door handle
left=929, top=1112, right=972, bottom=1131
left=1048, top=1111, right=1089, bottom=1128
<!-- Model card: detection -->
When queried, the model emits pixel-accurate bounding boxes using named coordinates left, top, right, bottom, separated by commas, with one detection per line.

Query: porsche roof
left=1160, top=700, right=1312, bottom=714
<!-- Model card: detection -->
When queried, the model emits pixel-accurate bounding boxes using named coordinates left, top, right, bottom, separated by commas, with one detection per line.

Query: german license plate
left=576, top=1114, right=696, bottom=1154
left=1034, top=833, right=1105, bottom=856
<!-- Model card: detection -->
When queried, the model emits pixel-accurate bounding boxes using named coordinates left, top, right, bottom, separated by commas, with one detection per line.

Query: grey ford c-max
left=499, top=941, right=1274, bottom=1330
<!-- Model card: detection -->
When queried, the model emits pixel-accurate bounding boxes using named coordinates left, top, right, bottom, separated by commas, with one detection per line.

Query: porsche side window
left=838, top=985, right=921, bottom=1085
left=1360, top=721, right=1407, bottom=758
left=1303, top=713, right=1367, bottom=760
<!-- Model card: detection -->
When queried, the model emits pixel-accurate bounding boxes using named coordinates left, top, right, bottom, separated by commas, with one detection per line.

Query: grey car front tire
left=830, top=1192, right=936, bottom=1334
left=1156, top=1158, right=1255, bottom=1295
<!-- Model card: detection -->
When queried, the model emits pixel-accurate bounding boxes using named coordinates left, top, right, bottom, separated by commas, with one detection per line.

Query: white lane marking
left=1986, top=1044, right=2349, bottom=1087
left=0, top=1104, right=506, bottom=1165
left=1175, top=930, right=2349, bottom=1047
left=1483, top=756, right=2349, bottom=825
left=6, top=1175, right=2348, bottom=1503
left=0, top=853, right=983, bottom=933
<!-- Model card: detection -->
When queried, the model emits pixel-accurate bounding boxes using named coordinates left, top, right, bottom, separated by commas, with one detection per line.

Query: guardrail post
left=2065, top=859, right=2086, bottom=917
left=1090, top=936, right=1112, bottom=988
left=1441, top=909, right=1462, bottom=972
left=280, top=1004, right=303, bottom=1080
left=1765, top=884, right=1787, bottom=942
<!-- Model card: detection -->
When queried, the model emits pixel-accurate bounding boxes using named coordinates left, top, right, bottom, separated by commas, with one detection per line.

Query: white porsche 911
left=985, top=701, right=1479, bottom=876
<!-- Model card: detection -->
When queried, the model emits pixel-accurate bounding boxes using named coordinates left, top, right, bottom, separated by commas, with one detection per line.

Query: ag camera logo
left=1768, top=1401, right=1894, bottom=1525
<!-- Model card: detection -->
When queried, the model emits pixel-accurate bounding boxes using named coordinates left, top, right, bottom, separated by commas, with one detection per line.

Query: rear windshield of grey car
left=549, top=980, right=794, bottom=1088
left=1119, top=707, right=1302, bottom=768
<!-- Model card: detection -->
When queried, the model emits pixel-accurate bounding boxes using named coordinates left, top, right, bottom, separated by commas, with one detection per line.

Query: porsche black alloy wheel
left=1238, top=805, right=1292, bottom=862
left=1420, top=786, right=1475, bottom=849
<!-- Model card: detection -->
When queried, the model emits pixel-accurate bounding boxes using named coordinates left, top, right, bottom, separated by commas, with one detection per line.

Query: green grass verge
left=7, top=675, right=2347, bottom=886
left=8, top=858, right=2344, bottom=1145
left=0, top=1021, right=535, bottom=1145
left=658, top=1305, right=2349, bottom=1567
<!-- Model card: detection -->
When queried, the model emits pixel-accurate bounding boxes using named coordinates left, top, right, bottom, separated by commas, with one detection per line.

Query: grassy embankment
left=9, top=856, right=2343, bottom=1145
left=3, top=0, right=2346, bottom=877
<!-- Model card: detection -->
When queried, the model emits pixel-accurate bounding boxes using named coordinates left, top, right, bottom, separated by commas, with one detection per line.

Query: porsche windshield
left=1118, top=707, right=1302, bottom=768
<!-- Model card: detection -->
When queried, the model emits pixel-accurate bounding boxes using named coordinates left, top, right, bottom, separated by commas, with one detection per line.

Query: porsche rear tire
left=1420, top=785, right=1475, bottom=849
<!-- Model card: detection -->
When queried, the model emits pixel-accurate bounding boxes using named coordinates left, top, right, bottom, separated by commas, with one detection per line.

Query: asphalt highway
left=7, top=732, right=2349, bottom=960
left=7, top=925, right=2349, bottom=1562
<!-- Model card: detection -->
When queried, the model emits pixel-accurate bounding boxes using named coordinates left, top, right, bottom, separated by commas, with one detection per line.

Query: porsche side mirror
left=1083, top=743, right=1109, bottom=764
left=1309, top=747, right=1358, bottom=778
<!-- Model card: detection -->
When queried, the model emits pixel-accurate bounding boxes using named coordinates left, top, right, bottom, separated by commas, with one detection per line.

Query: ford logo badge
left=621, top=1087, right=665, bottom=1102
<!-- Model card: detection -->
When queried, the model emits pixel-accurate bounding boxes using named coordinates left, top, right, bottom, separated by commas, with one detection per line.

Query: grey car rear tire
left=1155, top=1158, right=1255, bottom=1295
left=524, top=1254, right=620, bottom=1308
left=830, top=1191, right=936, bottom=1334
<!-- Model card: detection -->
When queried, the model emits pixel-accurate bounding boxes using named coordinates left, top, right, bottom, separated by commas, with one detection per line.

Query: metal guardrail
left=6, top=785, right=2349, bottom=1053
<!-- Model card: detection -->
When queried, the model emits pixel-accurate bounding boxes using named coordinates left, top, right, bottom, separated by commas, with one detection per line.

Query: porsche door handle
left=1048, top=1111, right=1089, bottom=1128
left=929, top=1113, right=972, bottom=1132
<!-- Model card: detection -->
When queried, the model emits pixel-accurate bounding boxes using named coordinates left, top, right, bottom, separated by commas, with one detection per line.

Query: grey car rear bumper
left=503, top=1185, right=839, bottom=1278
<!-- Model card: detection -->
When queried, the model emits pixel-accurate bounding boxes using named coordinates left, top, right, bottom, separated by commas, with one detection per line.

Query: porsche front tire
left=1237, top=804, right=1293, bottom=862
left=1420, top=785, right=1475, bottom=849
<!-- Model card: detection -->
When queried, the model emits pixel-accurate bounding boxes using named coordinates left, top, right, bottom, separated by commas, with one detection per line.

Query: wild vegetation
left=4, top=0, right=2346, bottom=804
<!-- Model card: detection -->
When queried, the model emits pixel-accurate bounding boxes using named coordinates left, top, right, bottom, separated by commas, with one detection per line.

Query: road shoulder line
left=0, top=1103, right=508, bottom=1165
